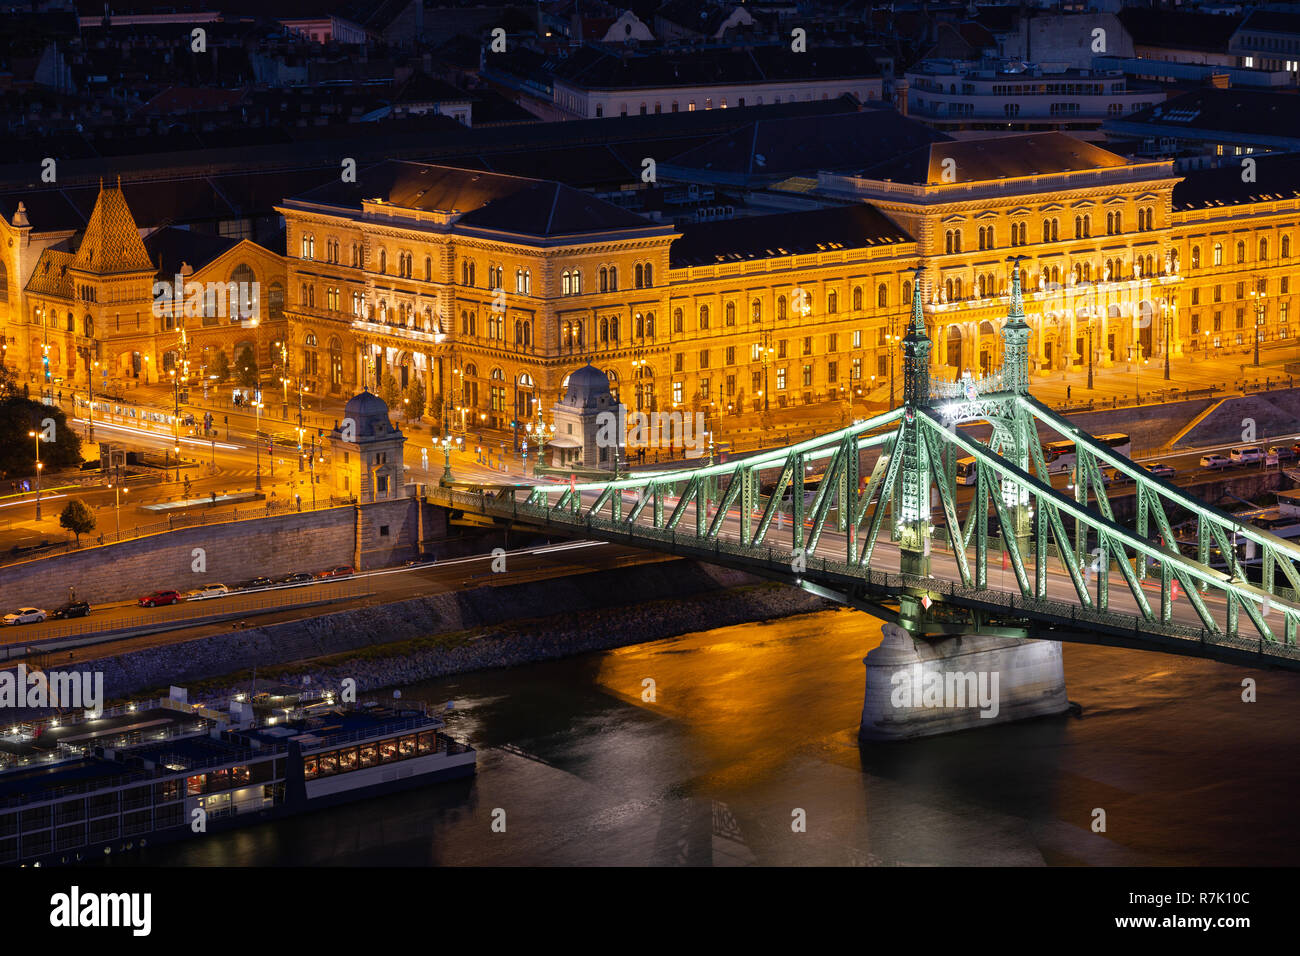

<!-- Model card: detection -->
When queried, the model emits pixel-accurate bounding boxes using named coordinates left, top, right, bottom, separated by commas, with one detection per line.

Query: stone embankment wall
left=0, top=498, right=452, bottom=609
left=38, top=562, right=835, bottom=702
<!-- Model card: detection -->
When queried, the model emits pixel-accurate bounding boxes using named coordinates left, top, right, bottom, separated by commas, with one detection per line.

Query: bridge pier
left=859, top=623, right=1069, bottom=741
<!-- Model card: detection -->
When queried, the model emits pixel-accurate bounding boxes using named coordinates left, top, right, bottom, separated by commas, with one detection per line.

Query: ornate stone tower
left=1000, top=257, right=1031, bottom=395
left=896, top=268, right=931, bottom=579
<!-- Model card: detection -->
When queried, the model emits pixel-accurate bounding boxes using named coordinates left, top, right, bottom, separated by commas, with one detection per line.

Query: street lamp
left=108, top=477, right=127, bottom=537
left=254, top=398, right=263, bottom=490
left=28, top=430, right=41, bottom=520
left=1161, top=301, right=1172, bottom=381
left=1250, top=288, right=1266, bottom=367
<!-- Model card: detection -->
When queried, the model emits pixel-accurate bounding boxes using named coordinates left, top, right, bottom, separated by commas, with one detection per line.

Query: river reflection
left=128, top=607, right=1299, bottom=866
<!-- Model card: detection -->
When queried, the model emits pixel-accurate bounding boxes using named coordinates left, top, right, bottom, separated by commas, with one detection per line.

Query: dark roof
left=142, top=227, right=242, bottom=277
left=860, top=132, right=1129, bottom=186
left=544, top=44, right=880, bottom=90
left=1119, top=88, right=1300, bottom=139
left=1173, top=153, right=1300, bottom=210
left=664, top=105, right=950, bottom=182
left=1119, top=9, right=1243, bottom=54
left=291, top=160, right=661, bottom=239
left=669, top=204, right=912, bottom=267
left=1237, top=9, right=1300, bottom=35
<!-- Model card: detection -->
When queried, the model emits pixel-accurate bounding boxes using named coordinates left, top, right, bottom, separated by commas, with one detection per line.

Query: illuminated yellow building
left=3, top=135, right=1297, bottom=430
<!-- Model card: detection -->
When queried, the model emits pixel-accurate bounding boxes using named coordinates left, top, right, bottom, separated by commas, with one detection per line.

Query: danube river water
left=134, top=608, right=1299, bottom=866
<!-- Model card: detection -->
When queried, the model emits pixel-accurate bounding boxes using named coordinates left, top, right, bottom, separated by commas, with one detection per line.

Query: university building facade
left=3, top=133, right=1297, bottom=431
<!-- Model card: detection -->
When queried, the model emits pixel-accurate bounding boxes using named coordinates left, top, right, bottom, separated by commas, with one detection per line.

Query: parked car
left=1142, top=462, right=1177, bottom=479
left=50, top=600, right=91, bottom=619
left=1267, top=445, right=1298, bottom=462
left=3, top=607, right=47, bottom=625
left=185, top=583, right=229, bottom=600
left=316, top=566, right=354, bottom=579
left=241, top=576, right=274, bottom=590
left=282, top=572, right=314, bottom=584
left=1200, top=454, right=1231, bottom=470
left=138, top=590, right=181, bottom=607
left=1230, top=446, right=1265, bottom=464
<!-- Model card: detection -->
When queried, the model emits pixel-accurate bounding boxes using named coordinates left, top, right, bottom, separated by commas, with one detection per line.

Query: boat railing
left=301, top=714, right=443, bottom=751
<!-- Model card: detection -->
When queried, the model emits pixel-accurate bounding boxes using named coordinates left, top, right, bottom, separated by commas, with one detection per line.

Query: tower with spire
left=901, top=266, right=931, bottom=409
left=1000, top=257, right=1031, bottom=394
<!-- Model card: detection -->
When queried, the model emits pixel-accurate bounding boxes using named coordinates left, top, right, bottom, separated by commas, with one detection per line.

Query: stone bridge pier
left=859, top=623, right=1069, bottom=741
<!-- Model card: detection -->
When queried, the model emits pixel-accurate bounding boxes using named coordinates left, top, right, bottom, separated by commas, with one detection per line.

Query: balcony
left=351, top=317, right=445, bottom=346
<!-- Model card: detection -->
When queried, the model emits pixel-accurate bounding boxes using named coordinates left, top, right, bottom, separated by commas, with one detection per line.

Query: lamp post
left=1161, top=301, right=1172, bottom=381
left=1251, top=288, right=1265, bottom=367
left=108, top=475, right=127, bottom=537
left=254, top=396, right=263, bottom=490
left=439, top=401, right=453, bottom=487
left=1086, top=317, right=1095, bottom=390
left=27, top=429, right=42, bottom=520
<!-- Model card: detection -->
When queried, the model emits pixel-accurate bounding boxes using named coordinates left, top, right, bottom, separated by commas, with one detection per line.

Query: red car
left=138, top=589, right=181, bottom=607
left=317, top=566, right=355, bottom=579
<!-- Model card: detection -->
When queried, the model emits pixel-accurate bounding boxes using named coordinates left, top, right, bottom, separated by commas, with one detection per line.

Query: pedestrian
left=1067, top=385, right=1072, bottom=401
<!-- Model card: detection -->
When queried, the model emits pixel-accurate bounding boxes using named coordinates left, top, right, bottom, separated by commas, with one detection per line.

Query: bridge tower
left=1000, top=258, right=1034, bottom=557
left=896, top=268, right=931, bottom=583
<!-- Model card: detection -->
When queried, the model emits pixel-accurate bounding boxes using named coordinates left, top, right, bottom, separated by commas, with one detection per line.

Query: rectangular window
left=776, top=368, right=786, bottom=390
left=699, top=349, right=710, bottom=369
left=778, top=340, right=787, bottom=359
left=828, top=333, right=837, bottom=353
left=672, top=381, right=683, bottom=404
left=828, top=360, right=837, bottom=381
left=802, top=364, right=813, bottom=388
left=853, top=330, right=863, bottom=349
left=725, top=346, right=735, bottom=365
left=802, top=336, right=812, bottom=356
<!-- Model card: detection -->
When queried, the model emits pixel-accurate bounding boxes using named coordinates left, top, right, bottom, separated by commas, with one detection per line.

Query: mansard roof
left=860, top=132, right=1130, bottom=186
left=289, top=160, right=666, bottom=240
left=25, top=248, right=75, bottom=299
left=669, top=203, right=912, bottom=268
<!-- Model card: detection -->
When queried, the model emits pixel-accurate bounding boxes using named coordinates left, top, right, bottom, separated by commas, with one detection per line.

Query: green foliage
left=211, top=349, right=231, bottom=384
left=380, top=371, right=401, bottom=409
left=408, top=376, right=426, bottom=419
left=59, top=498, right=96, bottom=544
left=236, top=346, right=258, bottom=388
left=0, top=397, right=82, bottom=478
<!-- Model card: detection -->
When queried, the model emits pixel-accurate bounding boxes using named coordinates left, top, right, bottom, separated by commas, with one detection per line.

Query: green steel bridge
left=427, top=263, right=1300, bottom=672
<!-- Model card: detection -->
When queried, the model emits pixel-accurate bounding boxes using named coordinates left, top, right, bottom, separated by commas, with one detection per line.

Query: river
left=129, top=608, right=1300, bottom=866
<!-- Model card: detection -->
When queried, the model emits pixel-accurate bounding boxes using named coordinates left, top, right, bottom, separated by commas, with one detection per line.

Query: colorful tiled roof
left=71, top=183, right=154, bottom=275
left=24, top=249, right=74, bottom=299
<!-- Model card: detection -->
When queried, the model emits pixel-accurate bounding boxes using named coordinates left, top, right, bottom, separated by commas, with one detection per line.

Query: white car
left=185, top=583, right=230, bottom=600
left=3, top=607, right=47, bottom=625
left=1200, top=454, right=1231, bottom=470
left=1229, top=446, right=1264, bottom=464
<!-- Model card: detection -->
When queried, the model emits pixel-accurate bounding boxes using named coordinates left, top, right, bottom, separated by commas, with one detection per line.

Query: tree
left=0, top=397, right=83, bottom=479
left=429, top=392, right=444, bottom=424
left=236, top=346, right=258, bottom=388
left=59, top=498, right=95, bottom=545
left=408, top=377, right=426, bottom=419
left=380, top=371, right=401, bottom=409
left=211, top=349, right=230, bottom=384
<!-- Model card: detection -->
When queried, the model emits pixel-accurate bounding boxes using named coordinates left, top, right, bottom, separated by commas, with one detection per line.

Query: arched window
left=644, top=263, right=653, bottom=287
left=777, top=295, right=787, bottom=320
left=634, top=263, right=644, bottom=289
left=1283, top=235, right=1292, bottom=258
left=599, top=267, right=608, bottom=292
left=609, top=266, right=617, bottom=291
left=1260, top=238, right=1268, bottom=261
left=827, top=291, right=837, bottom=313
left=645, top=312, right=655, bottom=337
left=903, top=281, right=912, bottom=305
left=1191, top=246, right=1201, bottom=270
left=699, top=305, right=710, bottom=330
left=877, top=283, right=887, bottom=308
left=751, top=299, right=761, bottom=322
left=1236, top=240, right=1246, bottom=264
left=562, top=271, right=571, bottom=296
left=1213, top=243, right=1223, bottom=266
left=725, top=302, right=735, bottom=326
left=425, top=256, right=432, bottom=280
left=853, top=286, right=863, bottom=311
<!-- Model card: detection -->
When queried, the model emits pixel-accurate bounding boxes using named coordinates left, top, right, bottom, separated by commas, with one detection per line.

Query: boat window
left=318, top=752, right=338, bottom=776
left=379, top=740, right=399, bottom=762
left=359, top=744, right=378, bottom=768
left=418, top=732, right=435, bottom=754
left=303, top=757, right=318, bottom=780
left=337, top=747, right=358, bottom=773
left=399, top=735, right=417, bottom=757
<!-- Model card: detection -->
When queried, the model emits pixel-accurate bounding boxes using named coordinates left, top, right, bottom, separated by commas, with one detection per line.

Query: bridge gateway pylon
left=428, top=263, right=1300, bottom=742
left=863, top=261, right=1069, bottom=740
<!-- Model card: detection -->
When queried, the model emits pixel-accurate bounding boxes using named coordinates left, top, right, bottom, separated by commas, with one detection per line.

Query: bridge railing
left=429, top=487, right=1300, bottom=666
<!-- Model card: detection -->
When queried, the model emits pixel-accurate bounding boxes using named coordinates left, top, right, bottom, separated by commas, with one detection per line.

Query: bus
left=1041, top=433, right=1131, bottom=474
left=955, top=456, right=977, bottom=485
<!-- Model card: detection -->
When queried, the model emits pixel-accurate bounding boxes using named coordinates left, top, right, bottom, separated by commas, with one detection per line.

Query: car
left=316, top=566, right=354, bottom=578
left=1267, top=445, right=1298, bottom=462
left=1229, top=446, right=1265, bottom=464
left=185, top=583, right=229, bottom=600
left=1142, top=462, right=1177, bottom=479
left=282, top=572, right=314, bottom=584
left=1200, top=454, right=1231, bottom=470
left=3, top=607, right=47, bottom=625
left=50, top=600, right=90, bottom=619
left=138, top=590, right=181, bottom=607
left=241, top=576, right=274, bottom=590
